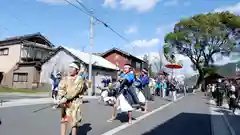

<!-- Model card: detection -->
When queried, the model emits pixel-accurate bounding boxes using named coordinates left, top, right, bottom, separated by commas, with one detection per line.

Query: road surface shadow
left=116, top=112, right=136, bottom=123
left=82, top=100, right=90, bottom=104
left=214, top=108, right=232, bottom=114
left=69, top=123, right=92, bottom=135
left=141, top=112, right=212, bottom=135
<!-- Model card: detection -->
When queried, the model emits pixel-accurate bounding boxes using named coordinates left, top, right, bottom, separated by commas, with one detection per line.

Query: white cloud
left=120, top=0, right=160, bottom=12
left=103, top=0, right=161, bottom=12
left=156, top=23, right=175, bottom=35
left=37, top=0, right=77, bottom=5
left=214, top=2, right=240, bottom=14
left=163, top=0, right=178, bottom=7
left=130, top=38, right=160, bottom=48
left=212, top=52, right=240, bottom=65
left=124, top=26, right=138, bottom=34
left=103, top=0, right=117, bottom=8
left=155, top=22, right=175, bottom=46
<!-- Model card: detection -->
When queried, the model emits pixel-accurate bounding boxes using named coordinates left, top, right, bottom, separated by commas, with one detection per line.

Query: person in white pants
left=161, top=79, right=167, bottom=98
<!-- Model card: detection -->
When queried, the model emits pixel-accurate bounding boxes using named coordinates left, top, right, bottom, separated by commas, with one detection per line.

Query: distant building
left=39, top=46, right=118, bottom=95
left=99, top=48, right=148, bottom=74
left=0, top=33, right=55, bottom=89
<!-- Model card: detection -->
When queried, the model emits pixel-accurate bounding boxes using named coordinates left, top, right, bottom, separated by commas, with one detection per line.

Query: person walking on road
left=54, top=61, right=87, bottom=135
left=50, top=71, right=62, bottom=101
left=215, top=79, right=225, bottom=107
left=107, top=63, right=136, bottom=124
left=140, top=68, right=152, bottom=101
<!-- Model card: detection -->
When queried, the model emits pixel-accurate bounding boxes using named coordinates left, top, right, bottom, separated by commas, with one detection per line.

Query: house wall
left=0, top=42, right=53, bottom=88
left=92, top=68, right=117, bottom=95
left=103, top=51, right=145, bottom=73
left=104, top=51, right=129, bottom=70
left=40, top=51, right=76, bottom=85
left=40, top=50, right=117, bottom=95
left=12, top=66, right=40, bottom=89
left=0, top=44, right=21, bottom=87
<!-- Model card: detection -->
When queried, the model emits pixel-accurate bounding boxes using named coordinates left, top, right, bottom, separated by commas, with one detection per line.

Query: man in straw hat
left=54, top=61, right=88, bottom=135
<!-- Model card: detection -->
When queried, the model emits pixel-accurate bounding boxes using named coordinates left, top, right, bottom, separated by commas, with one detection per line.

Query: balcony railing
left=20, top=45, right=52, bottom=62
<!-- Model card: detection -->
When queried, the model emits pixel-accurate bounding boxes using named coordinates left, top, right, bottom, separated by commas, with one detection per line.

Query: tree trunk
left=194, top=66, right=205, bottom=90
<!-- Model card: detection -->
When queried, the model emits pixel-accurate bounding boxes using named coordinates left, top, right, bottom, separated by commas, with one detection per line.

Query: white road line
left=101, top=96, right=185, bottom=135
left=209, top=99, right=236, bottom=135
left=222, top=111, right=237, bottom=135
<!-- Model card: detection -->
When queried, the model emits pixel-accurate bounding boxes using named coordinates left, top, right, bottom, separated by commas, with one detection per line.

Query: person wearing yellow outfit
left=55, top=61, right=88, bottom=135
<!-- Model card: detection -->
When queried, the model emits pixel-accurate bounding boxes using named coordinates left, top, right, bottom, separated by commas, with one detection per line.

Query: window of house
left=13, top=73, right=28, bottom=82
left=21, top=46, right=29, bottom=57
left=0, top=48, right=9, bottom=56
left=136, top=62, right=141, bottom=69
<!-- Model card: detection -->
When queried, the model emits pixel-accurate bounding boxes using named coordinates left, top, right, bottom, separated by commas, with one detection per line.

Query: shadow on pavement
left=214, top=108, right=232, bottom=114
left=116, top=112, right=136, bottom=123
left=141, top=112, right=212, bottom=135
left=82, top=100, right=90, bottom=104
left=69, top=123, right=92, bottom=135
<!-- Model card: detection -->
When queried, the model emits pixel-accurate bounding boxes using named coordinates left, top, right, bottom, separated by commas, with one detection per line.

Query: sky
left=0, top=0, right=240, bottom=77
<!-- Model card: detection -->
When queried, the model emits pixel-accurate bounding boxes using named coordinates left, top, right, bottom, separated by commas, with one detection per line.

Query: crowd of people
left=207, top=79, right=240, bottom=114
left=49, top=61, right=185, bottom=135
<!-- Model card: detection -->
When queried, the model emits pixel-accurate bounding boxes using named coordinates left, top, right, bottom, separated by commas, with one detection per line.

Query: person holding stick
left=54, top=61, right=87, bottom=135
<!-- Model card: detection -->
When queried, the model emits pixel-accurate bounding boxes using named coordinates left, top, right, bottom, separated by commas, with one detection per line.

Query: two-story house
left=99, top=48, right=148, bottom=74
left=0, top=33, right=55, bottom=89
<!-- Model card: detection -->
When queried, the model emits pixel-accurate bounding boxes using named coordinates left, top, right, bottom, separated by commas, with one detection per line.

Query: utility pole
left=88, top=11, right=93, bottom=96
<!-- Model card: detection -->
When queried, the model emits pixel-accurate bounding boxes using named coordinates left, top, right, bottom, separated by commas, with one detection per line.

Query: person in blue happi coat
left=50, top=71, right=62, bottom=100
left=119, top=63, right=141, bottom=106
left=108, top=63, right=139, bottom=123
left=140, top=68, right=153, bottom=101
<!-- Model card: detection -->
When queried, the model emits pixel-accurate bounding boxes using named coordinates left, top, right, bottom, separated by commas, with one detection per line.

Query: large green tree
left=163, top=12, right=240, bottom=88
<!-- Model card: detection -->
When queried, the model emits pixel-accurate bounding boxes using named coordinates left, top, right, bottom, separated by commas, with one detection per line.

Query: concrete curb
left=0, top=96, right=99, bottom=108
left=0, top=92, right=49, bottom=97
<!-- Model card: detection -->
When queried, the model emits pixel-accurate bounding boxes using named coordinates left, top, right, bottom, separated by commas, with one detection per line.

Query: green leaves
left=163, top=43, right=176, bottom=63
left=162, top=11, right=240, bottom=87
left=195, top=43, right=201, bottom=49
left=163, top=11, right=240, bottom=67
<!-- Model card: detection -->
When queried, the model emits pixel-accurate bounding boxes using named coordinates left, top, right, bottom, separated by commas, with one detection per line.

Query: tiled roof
left=100, top=47, right=146, bottom=62
left=0, top=32, right=54, bottom=47
left=41, top=46, right=119, bottom=70
left=66, top=47, right=119, bottom=70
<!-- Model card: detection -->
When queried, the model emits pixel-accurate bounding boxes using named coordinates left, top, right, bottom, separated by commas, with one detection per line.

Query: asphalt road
left=114, top=93, right=212, bottom=135
left=0, top=93, right=212, bottom=135
left=224, top=112, right=240, bottom=135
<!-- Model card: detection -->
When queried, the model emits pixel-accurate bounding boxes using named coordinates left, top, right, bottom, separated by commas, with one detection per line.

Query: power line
left=64, top=0, right=131, bottom=43
left=75, top=0, right=91, bottom=13
left=64, top=0, right=89, bottom=15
